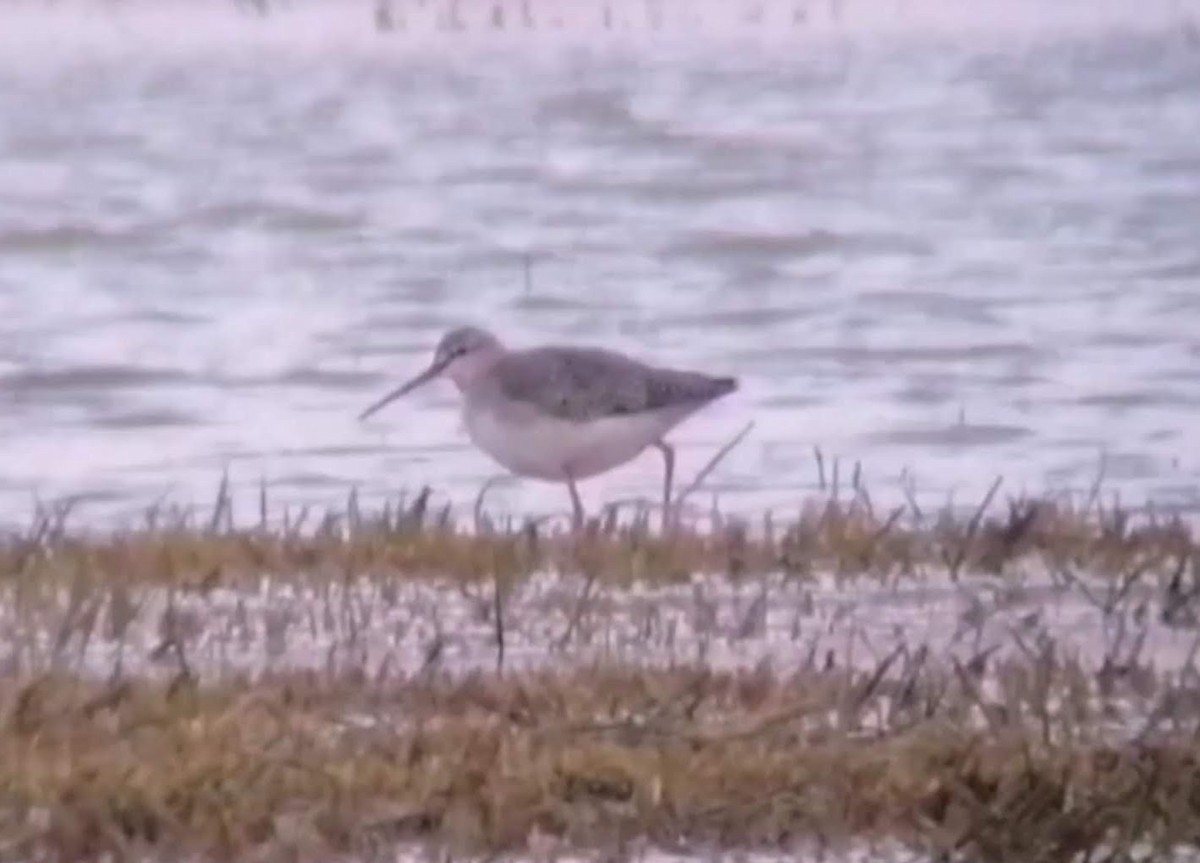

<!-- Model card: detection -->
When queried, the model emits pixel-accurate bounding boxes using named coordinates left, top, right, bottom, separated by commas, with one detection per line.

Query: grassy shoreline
left=1, top=487, right=1199, bottom=860
left=3, top=663, right=1200, bottom=861
left=5, top=479, right=1197, bottom=589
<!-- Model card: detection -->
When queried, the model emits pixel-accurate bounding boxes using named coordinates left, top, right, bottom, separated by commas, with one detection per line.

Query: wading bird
left=359, top=326, right=737, bottom=528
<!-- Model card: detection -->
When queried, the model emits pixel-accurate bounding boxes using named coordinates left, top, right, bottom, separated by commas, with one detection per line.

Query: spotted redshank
left=358, top=326, right=737, bottom=528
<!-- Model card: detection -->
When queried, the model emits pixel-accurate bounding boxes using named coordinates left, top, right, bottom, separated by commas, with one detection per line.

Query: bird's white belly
left=464, top=404, right=674, bottom=482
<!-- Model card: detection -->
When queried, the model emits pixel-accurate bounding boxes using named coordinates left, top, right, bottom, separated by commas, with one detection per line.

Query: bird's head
left=358, top=326, right=504, bottom=421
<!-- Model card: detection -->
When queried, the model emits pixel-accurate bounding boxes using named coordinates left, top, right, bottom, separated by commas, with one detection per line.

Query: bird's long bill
left=358, top=360, right=446, bottom=421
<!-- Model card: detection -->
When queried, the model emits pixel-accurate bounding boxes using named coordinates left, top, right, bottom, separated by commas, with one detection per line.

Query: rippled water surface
left=1, top=0, right=1198, bottom=526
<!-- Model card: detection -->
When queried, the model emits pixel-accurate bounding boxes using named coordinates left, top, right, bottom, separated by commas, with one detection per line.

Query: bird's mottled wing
left=494, top=346, right=735, bottom=422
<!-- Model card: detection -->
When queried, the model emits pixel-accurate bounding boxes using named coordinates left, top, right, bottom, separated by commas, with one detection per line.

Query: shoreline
left=0, top=0, right=1196, bottom=52
left=1, top=491, right=1198, bottom=858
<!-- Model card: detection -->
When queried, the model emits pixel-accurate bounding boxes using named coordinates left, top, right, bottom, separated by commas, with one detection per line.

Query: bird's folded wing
left=495, top=347, right=734, bottom=422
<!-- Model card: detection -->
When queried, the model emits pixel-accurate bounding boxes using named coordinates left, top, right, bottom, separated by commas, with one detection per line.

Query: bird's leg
left=653, top=440, right=675, bottom=532
left=566, top=475, right=585, bottom=532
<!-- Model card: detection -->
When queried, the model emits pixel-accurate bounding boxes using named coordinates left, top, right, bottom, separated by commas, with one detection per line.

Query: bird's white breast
left=462, top=400, right=680, bottom=482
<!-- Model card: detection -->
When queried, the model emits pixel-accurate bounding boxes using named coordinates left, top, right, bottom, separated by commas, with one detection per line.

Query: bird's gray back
left=485, top=345, right=736, bottom=422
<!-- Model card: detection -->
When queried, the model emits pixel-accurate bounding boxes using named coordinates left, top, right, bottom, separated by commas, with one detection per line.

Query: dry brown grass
left=2, top=483, right=1199, bottom=860
left=2, top=660, right=1199, bottom=862
left=1, top=480, right=1195, bottom=595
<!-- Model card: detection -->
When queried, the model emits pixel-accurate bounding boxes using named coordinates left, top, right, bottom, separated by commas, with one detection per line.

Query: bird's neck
left=446, top=347, right=504, bottom=392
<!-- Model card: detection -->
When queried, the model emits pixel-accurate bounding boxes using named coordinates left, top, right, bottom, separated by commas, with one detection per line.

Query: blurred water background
left=0, top=0, right=1198, bottom=527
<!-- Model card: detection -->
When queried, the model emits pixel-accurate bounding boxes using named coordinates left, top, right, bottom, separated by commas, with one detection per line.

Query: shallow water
left=8, top=567, right=1198, bottom=707
left=1, top=0, right=1199, bottom=527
